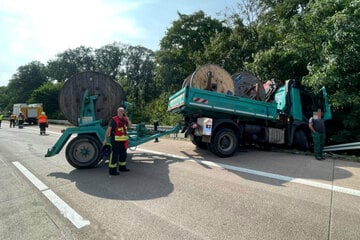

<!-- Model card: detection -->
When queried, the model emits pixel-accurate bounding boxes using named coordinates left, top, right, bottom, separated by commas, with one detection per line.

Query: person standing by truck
left=103, top=107, right=132, bottom=175
left=309, top=109, right=326, bottom=160
left=17, top=112, right=25, bottom=128
left=38, top=112, right=48, bottom=135
left=10, top=113, right=16, bottom=128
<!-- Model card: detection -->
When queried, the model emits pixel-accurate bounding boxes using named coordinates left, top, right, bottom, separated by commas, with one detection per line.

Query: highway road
left=1, top=121, right=360, bottom=240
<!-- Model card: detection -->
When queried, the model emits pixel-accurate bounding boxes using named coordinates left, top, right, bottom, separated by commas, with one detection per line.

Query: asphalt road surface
left=1, top=121, right=360, bottom=240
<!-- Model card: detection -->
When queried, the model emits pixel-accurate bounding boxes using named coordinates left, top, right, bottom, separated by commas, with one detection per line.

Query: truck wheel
left=65, top=135, right=102, bottom=169
left=209, top=128, right=238, bottom=157
left=191, top=135, right=208, bottom=149
left=293, top=130, right=309, bottom=151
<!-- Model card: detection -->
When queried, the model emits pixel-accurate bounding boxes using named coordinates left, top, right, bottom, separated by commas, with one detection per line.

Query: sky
left=0, top=0, right=240, bottom=87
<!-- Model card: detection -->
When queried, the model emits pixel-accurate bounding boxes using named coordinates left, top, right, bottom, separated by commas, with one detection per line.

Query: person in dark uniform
left=309, top=109, right=326, bottom=160
left=103, top=107, right=132, bottom=175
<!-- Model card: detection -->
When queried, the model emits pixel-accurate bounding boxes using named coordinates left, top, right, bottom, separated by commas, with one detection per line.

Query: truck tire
left=209, top=128, right=238, bottom=157
left=191, top=135, right=208, bottom=149
left=65, top=135, right=102, bottom=169
left=293, top=129, right=310, bottom=151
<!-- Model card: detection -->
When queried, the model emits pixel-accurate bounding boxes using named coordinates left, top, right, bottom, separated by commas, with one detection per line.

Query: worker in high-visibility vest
left=10, top=113, right=16, bottom=128
left=103, top=107, right=132, bottom=175
left=38, top=112, right=48, bottom=135
left=0, top=113, right=3, bottom=128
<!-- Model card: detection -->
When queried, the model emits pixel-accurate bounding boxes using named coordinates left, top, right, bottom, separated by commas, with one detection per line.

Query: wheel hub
left=79, top=147, right=90, bottom=156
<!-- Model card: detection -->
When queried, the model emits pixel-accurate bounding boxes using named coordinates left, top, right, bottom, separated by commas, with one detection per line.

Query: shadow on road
left=47, top=143, right=355, bottom=200
left=48, top=152, right=184, bottom=200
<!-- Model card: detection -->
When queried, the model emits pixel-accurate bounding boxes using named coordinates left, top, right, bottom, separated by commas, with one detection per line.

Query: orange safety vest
left=38, top=115, right=48, bottom=124
left=112, top=116, right=128, bottom=141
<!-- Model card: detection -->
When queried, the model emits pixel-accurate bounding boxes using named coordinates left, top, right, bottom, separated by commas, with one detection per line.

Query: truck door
left=319, top=87, right=332, bottom=120
left=313, top=87, right=332, bottom=120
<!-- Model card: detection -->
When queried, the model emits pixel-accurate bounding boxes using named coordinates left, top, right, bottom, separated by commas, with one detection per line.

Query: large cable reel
left=232, top=72, right=266, bottom=101
left=59, top=71, right=126, bottom=126
left=182, top=64, right=235, bottom=95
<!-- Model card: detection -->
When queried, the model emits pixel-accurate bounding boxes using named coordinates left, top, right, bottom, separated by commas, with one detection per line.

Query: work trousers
left=109, top=141, right=127, bottom=170
left=18, top=120, right=24, bottom=128
left=312, top=132, right=325, bottom=158
left=39, top=123, right=47, bottom=134
left=10, top=119, right=15, bottom=128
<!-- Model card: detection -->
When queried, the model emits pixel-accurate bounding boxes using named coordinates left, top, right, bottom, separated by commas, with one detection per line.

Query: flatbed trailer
left=45, top=72, right=181, bottom=169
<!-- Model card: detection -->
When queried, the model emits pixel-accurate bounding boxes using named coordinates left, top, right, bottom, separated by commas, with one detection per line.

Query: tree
left=0, top=86, right=11, bottom=114
left=241, top=0, right=311, bottom=81
left=156, top=11, right=229, bottom=92
left=119, top=45, right=155, bottom=122
left=301, top=0, right=360, bottom=142
left=7, top=61, right=48, bottom=105
left=28, top=82, right=64, bottom=119
left=201, top=17, right=256, bottom=75
left=47, top=46, right=95, bottom=82
left=94, top=42, right=127, bottom=79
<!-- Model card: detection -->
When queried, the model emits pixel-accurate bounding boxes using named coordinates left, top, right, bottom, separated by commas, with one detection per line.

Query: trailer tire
left=293, top=129, right=310, bottom=151
left=191, top=135, right=208, bottom=149
left=65, top=135, right=102, bottom=169
left=209, top=128, right=238, bottom=157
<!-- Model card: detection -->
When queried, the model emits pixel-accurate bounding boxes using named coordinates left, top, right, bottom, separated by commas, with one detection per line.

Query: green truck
left=167, top=65, right=332, bottom=157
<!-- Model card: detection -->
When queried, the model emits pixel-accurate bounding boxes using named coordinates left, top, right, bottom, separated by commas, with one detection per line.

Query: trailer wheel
left=191, top=135, right=208, bottom=149
left=293, top=130, right=310, bottom=151
left=209, top=128, right=238, bottom=157
left=65, top=135, right=102, bottom=169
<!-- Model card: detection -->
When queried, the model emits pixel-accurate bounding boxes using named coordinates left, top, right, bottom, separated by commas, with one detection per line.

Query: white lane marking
left=136, top=148, right=360, bottom=197
left=13, top=161, right=48, bottom=191
left=42, top=189, right=90, bottom=229
left=12, top=161, right=90, bottom=228
left=0, top=157, right=7, bottom=165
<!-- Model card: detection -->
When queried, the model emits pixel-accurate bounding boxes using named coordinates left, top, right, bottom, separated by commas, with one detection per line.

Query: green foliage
left=7, top=61, right=48, bottom=106
left=200, top=18, right=254, bottom=74
left=0, top=86, right=11, bottom=114
left=141, top=92, right=182, bottom=126
left=247, top=46, right=308, bottom=82
left=123, top=45, right=155, bottom=109
left=94, top=42, right=127, bottom=79
left=47, top=46, right=95, bottom=81
left=28, top=82, right=64, bottom=119
left=301, top=0, right=360, bottom=143
left=156, top=11, right=229, bottom=92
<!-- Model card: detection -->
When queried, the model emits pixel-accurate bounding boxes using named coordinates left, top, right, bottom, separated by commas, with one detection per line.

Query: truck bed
left=168, top=87, right=278, bottom=121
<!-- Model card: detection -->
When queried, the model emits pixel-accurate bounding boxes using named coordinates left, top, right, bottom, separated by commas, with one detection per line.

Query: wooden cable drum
left=232, top=72, right=266, bottom=101
left=59, top=71, right=126, bottom=126
left=182, top=64, right=235, bottom=95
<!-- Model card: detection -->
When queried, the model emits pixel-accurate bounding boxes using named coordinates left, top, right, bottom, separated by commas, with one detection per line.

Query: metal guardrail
left=48, top=119, right=72, bottom=125
left=324, top=142, right=360, bottom=152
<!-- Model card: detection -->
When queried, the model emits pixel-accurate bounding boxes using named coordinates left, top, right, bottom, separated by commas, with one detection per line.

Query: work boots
left=109, top=168, right=119, bottom=176
left=119, top=166, right=130, bottom=172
